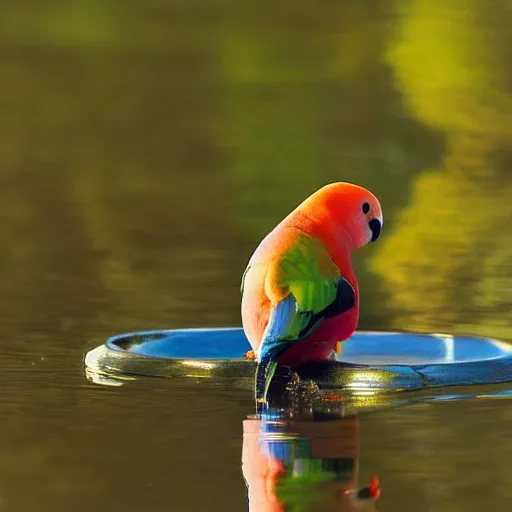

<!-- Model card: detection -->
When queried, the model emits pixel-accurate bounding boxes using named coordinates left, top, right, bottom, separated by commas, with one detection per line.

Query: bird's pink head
left=299, top=182, right=383, bottom=251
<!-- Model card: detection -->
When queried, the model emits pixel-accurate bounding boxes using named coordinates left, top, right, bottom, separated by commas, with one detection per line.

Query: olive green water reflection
left=1, top=0, right=512, bottom=510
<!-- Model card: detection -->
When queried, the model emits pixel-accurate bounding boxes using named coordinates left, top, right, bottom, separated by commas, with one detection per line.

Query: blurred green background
left=2, top=0, right=512, bottom=511
left=3, top=0, right=511, bottom=341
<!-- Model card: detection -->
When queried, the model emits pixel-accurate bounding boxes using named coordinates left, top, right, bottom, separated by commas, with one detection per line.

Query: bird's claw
left=245, top=350, right=256, bottom=360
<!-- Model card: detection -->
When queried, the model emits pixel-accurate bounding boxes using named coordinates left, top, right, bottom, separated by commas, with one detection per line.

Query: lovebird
left=240, top=182, right=383, bottom=409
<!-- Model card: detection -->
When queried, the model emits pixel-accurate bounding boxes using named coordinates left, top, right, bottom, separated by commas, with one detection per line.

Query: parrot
left=240, top=182, right=383, bottom=411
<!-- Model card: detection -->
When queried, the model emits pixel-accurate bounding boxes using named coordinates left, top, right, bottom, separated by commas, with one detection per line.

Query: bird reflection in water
left=242, top=369, right=382, bottom=512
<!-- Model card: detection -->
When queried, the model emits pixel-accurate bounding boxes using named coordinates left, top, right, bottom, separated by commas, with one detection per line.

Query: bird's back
left=241, top=222, right=296, bottom=352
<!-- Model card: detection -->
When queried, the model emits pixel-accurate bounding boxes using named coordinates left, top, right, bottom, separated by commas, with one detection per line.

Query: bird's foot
left=245, top=350, right=256, bottom=360
left=262, top=366, right=304, bottom=413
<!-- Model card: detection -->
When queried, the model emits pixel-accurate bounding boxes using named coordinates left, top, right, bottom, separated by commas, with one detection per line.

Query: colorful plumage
left=240, top=182, right=383, bottom=409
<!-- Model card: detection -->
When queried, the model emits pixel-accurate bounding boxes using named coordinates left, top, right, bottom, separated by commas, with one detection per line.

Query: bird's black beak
left=369, top=218, right=381, bottom=242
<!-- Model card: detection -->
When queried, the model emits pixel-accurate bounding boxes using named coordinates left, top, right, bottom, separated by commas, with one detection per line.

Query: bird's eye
left=362, top=202, right=370, bottom=214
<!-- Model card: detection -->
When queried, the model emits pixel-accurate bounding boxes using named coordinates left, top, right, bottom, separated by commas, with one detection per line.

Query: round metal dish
left=84, top=328, right=512, bottom=392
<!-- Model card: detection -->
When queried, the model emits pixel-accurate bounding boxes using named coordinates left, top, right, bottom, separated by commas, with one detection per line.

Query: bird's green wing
left=278, top=233, right=341, bottom=314
left=264, top=232, right=353, bottom=343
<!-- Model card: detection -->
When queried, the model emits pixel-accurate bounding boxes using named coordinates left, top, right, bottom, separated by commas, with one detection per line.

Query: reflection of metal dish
left=84, top=328, right=512, bottom=393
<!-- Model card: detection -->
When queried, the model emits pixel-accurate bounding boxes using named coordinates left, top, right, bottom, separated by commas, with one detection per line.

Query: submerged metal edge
left=85, top=343, right=255, bottom=381
left=83, top=329, right=512, bottom=391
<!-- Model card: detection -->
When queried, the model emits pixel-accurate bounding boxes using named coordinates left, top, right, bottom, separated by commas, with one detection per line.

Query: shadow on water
left=244, top=384, right=512, bottom=511
left=243, top=411, right=378, bottom=512
left=82, top=327, right=512, bottom=509
left=87, top=360, right=512, bottom=511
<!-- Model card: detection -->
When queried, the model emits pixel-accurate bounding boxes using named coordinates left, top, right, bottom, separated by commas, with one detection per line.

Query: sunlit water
left=2, top=0, right=512, bottom=510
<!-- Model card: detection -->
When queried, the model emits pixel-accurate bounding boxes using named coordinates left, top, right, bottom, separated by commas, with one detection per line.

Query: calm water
left=2, top=0, right=512, bottom=510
